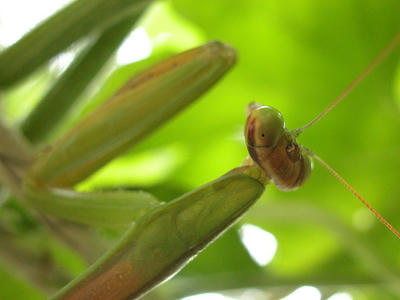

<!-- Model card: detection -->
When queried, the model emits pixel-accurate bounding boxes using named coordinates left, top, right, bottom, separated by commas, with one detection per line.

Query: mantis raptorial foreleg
left=6, top=42, right=237, bottom=229
left=0, top=42, right=267, bottom=300
left=0, top=39, right=271, bottom=300
left=23, top=180, right=160, bottom=228
left=50, top=173, right=263, bottom=300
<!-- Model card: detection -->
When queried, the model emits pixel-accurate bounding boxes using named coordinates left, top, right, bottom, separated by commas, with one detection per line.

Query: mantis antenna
left=293, top=31, right=400, bottom=136
left=308, top=150, right=400, bottom=239
left=293, top=32, right=400, bottom=239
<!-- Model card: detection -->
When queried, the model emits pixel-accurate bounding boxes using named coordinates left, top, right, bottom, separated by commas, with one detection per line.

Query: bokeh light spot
left=327, top=292, right=353, bottom=300
left=239, top=224, right=277, bottom=266
left=116, top=27, right=152, bottom=65
left=280, top=286, right=321, bottom=300
left=181, top=293, right=237, bottom=300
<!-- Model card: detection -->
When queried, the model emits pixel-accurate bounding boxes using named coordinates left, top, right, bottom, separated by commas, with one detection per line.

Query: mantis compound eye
left=245, top=106, right=285, bottom=148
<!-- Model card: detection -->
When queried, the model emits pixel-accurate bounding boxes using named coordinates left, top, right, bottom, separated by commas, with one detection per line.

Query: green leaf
left=0, top=0, right=154, bottom=87
left=21, top=16, right=142, bottom=144
left=0, top=261, right=46, bottom=300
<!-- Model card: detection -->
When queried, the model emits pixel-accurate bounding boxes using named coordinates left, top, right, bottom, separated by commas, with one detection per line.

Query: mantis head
left=245, top=103, right=312, bottom=191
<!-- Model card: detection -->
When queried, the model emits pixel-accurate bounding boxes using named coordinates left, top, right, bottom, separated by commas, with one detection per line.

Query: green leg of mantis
left=50, top=171, right=264, bottom=300
left=23, top=179, right=161, bottom=229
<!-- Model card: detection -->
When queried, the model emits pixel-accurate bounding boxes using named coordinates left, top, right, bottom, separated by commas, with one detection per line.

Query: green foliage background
left=1, top=0, right=400, bottom=299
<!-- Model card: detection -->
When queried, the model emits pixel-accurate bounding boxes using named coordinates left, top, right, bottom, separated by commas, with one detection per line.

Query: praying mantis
left=1, top=41, right=262, bottom=299
left=2, top=34, right=398, bottom=299
left=0, top=1, right=400, bottom=299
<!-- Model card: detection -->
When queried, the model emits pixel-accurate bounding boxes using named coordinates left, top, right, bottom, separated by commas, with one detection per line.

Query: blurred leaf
left=0, top=0, right=154, bottom=87
left=0, top=262, right=46, bottom=300
left=1, top=72, right=55, bottom=124
left=21, top=15, right=144, bottom=144
left=47, top=241, right=87, bottom=279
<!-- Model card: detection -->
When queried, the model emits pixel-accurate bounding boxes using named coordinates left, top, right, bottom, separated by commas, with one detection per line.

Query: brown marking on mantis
left=63, top=260, right=140, bottom=300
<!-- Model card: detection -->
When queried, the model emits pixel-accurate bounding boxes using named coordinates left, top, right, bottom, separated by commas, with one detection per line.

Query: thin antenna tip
left=312, top=153, right=400, bottom=240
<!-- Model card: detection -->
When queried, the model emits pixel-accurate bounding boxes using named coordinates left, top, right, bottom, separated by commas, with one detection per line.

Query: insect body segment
left=245, top=104, right=312, bottom=191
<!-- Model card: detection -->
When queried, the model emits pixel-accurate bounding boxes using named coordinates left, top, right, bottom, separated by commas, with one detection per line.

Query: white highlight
left=181, top=293, right=237, bottom=300
left=0, top=0, right=71, bottom=46
left=280, top=286, right=321, bottom=300
left=327, top=292, right=353, bottom=300
left=49, top=50, right=76, bottom=73
left=239, top=224, right=277, bottom=266
left=116, top=27, right=152, bottom=65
